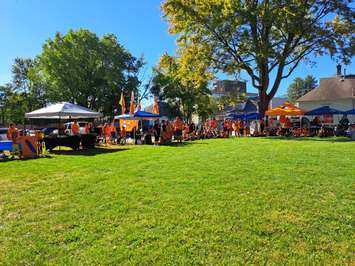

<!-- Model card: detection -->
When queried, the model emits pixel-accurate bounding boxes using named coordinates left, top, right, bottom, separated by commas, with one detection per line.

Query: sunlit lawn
left=1, top=137, right=354, bottom=265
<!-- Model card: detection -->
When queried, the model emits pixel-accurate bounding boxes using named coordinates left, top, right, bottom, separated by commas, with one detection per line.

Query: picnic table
left=44, top=135, right=81, bottom=151
left=43, top=134, right=96, bottom=151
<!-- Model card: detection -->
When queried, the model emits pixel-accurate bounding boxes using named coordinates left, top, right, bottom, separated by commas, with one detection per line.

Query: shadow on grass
left=163, top=141, right=210, bottom=148
left=0, top=154, right=53, bottom=163
left=50, top=147, right=129, bottom=156
left=264, top=136, right=352, bottom=143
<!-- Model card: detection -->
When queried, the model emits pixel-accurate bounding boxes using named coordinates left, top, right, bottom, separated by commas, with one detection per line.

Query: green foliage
left=1, top=29, right=144, bottom=124
left=162, top=0, right=354, bottom=114
left=0, top=84, right=27, bottom=125
left=0, top=58, right=46, bottom=125
left=217, top=89, right=247, bottom=112
left=151, top=51, right=213, bottom=122
left=12, top=58, right=47, bottom=111
left=287, top=75, right=318, bottom=103
left=34, top=29, right=143, bottom=116
left=1, top=138, right=354, bottom=264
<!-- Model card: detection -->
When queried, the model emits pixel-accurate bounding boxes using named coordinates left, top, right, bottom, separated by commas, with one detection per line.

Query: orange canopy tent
left=265, top=102, right=305, bottom=116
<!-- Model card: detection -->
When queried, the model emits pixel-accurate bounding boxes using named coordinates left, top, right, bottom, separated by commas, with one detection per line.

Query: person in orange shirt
left=84, top=123, right=93, bottom=134
left=279, top=115, right=287, bottom=128
left=103, top=123, right=111, bottom=145
left=71, top=120, right=80, bottom=135
left=7, top=123, right=22, bottom=158
left=210, top=118, right=217, bottom=136
left=7, top=123, right=18, bottom=142
left=110, top=123, right=117, bottom=144
left=173, top=116, right=184, bottom=142
left=223, top=119, right=229, bottom=137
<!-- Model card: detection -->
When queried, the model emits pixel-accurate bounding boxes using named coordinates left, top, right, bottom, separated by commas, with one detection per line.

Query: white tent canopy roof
left=25, top=102, right=103, bottom=119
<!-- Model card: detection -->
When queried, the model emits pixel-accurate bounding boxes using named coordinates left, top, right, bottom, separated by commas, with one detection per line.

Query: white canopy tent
left=25, top=102, right=103, bottom=119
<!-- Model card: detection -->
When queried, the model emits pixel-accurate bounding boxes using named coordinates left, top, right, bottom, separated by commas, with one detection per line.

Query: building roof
left=271, top=97, right=288, bottom=108
left=297, top=75, right=355, bottom=102
left=212, top=79, right=246, bottom=95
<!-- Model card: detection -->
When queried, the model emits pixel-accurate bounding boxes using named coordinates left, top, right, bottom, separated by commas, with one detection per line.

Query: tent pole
left=58, top=115, right=61, bottom=151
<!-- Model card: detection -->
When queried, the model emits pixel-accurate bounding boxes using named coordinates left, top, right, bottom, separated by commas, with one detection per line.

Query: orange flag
left=119, top=92, right=126, bottom=114
left=129, top=91, right=135, bottom=115
left=136, top=99, right=141, bottom=112
left=152, top=96, right=159, bottom=115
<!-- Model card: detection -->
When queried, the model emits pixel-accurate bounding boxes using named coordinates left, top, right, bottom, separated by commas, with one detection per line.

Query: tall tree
left=33, top=29, right=143, bottom=116
left=12, top=58, right=46, bottom=112
left=151, top=50, right=213, bottom=122
left=287, top=75, right=317, bottom=103
left=162, top=0, right=354, bottom=115
left=0, top=84, right=28, bottom=125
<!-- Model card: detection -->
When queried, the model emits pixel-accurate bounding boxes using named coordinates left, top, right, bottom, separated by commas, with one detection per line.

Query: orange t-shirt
left=72, top=123, right=80, bottom=135
left=173, top=119, right=183, bottom=130
left=104, top=126, right=111, bottom=136
left=110, top=125, right=116, bottom=133
left=7, top=127, right=18, bottom=141
left=210, top=119, right=217, bottom=129
left=279, top=116, right=287, bottom=125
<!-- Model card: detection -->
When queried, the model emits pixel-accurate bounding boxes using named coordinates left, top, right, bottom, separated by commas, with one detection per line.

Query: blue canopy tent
left=114, top=114, right=138, bottom=120
left=227, top=112, right=261, bottom=120
left=344, top=109, right=355, bottom=115
left=243, top=99, right=258, bottom=113
left=114, top=111, right=160, bottom=144
left=245, top=113, right=262, bottom=120
left=226, top=99, right=259, bottom=120
left=305, top=106, right=344, bottom=115
left=114, top=111, right=161, bottom=120
left=134, top=111, right=161, bottom=119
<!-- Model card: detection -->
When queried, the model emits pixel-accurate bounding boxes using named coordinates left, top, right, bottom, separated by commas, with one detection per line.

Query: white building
left=297, top=66, right=355, bottom=124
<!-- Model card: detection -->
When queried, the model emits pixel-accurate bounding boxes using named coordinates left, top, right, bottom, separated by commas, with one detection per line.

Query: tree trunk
left=258, top=89, right=271, bottom=117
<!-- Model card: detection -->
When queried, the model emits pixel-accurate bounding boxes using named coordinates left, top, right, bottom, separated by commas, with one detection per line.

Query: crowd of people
left=95, top=117, right=270, bottom=146
left=96, top=114, right=354, bottom=145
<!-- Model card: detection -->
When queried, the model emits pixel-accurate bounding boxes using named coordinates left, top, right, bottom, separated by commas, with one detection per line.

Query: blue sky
left=1, top=0, right=354, bottom=98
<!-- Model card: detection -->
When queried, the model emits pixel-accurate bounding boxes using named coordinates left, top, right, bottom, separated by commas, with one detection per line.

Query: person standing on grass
left=260, top=118, right=265, bottom=135
left=84, top=122, right=94, bottom=134
left=210, top=118, right=217, bottom=137
left=110, top=123, right=117, bottom=144
left=223, top=119, right=228, bottom=136
left=153, top=120, right=161, bottom=145
left=120, top=125, right=127, bottom=144
left=103, top=123, right=111, bottom=145
left=7, top=123, right=21, bottom=158
left=231, top=120, right=237, bottom=137
left=166, top=121, right=174, bottom=142
left=72, top=120, right=80, bottom=136
left=239, top=120, right=244, bottom=137
left=173, top=116, right=184, bottom=142
left=7, top=123, right=18, bottom=142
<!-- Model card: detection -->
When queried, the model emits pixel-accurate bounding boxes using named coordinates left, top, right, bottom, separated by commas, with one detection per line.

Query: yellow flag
left=119, top=92, right=126, bottom=114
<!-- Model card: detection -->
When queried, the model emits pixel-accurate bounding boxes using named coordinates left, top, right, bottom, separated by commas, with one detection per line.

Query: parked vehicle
left=345, top=123, right=355, bottom=139
left=41, top=127, right=57, bottom=136
left=0, top=128, right=8, bottom=140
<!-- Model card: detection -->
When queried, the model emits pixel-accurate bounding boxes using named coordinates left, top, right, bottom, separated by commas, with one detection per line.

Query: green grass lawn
left=1, top=137, right=354, bottom=265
